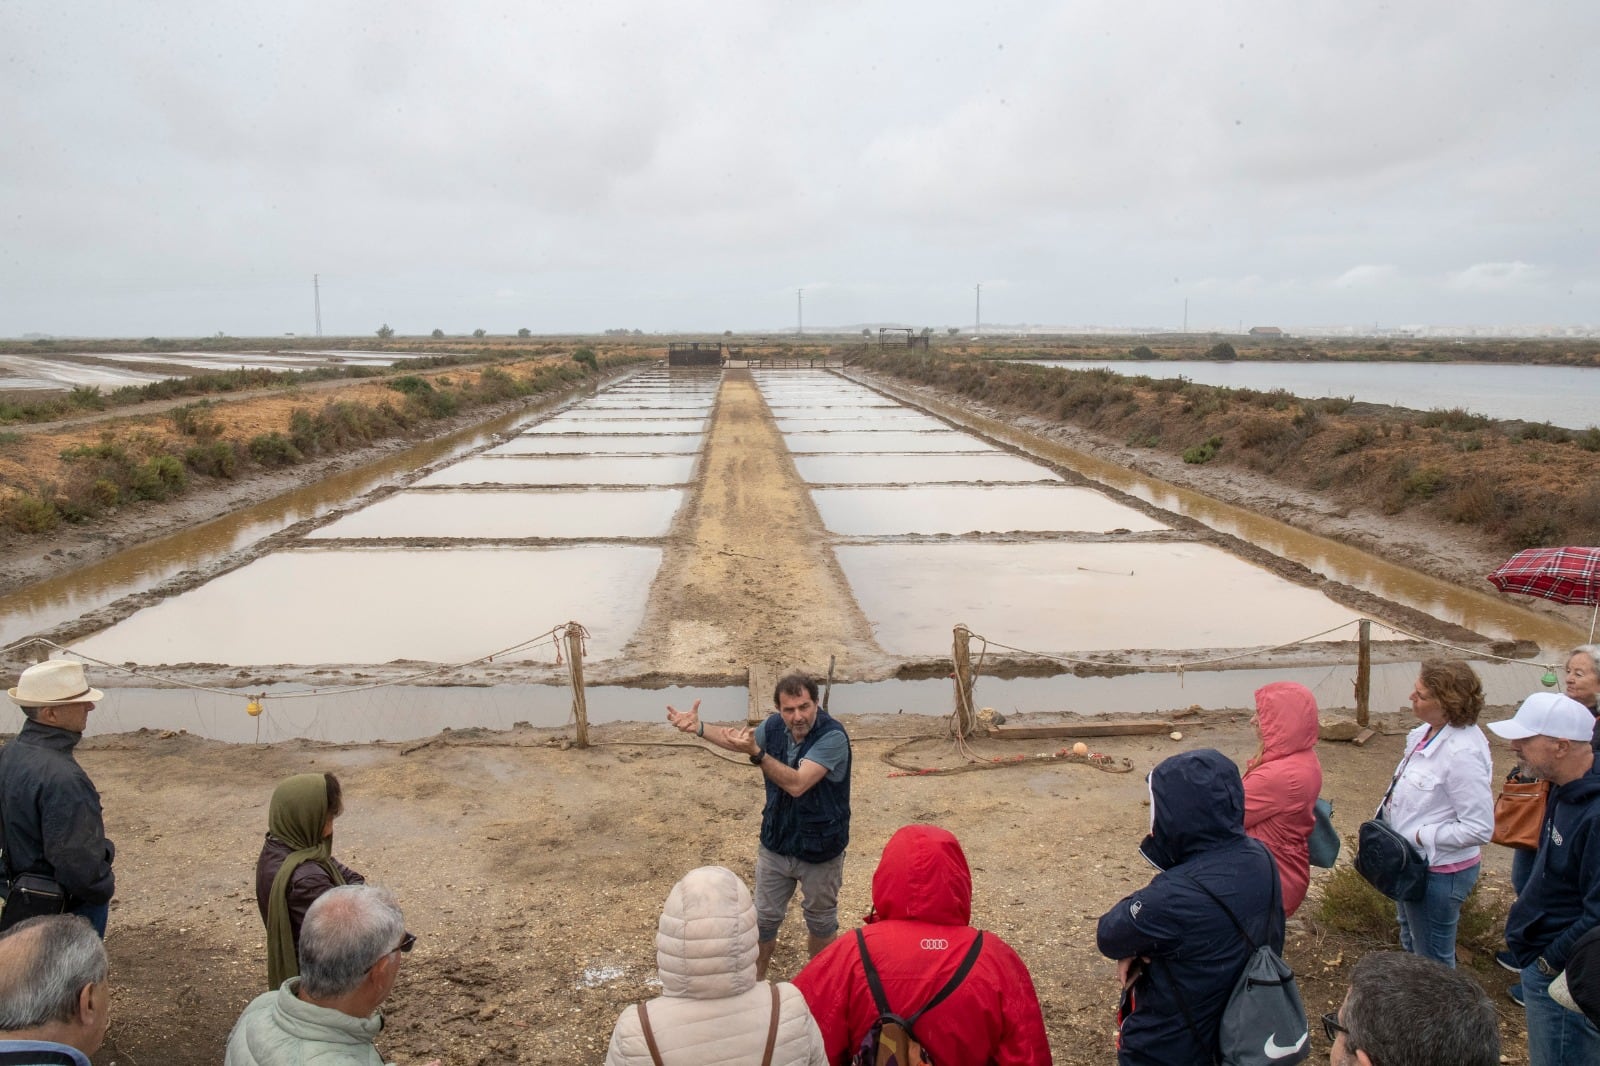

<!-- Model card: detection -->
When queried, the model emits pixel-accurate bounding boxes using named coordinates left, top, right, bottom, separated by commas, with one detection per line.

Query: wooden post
left=952, top=625, right=975, bottom=738
left=566, top=622, right=589, bottom=748
left=1355, top=618, right=1371, bottom=728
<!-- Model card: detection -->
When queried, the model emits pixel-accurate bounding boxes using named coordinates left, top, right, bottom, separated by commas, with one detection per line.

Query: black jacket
left=0, top=719, right=115, bottom=905
left=1508, top=761, right=1600, bottom=970
left=1098, top=749, right=1282, bottom=1065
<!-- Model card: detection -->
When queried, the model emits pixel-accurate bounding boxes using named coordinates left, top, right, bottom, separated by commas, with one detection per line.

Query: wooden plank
left=747, top=664, right=779, bottom=725
left=1352, top=727, right=1378, bottom=747
left=983, top=720, right=1174, bottom=740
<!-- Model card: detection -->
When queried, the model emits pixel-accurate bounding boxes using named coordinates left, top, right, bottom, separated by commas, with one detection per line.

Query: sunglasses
left=1322, top=1011, right=1348, bottom=1044
left=396, top=931, right=417, bottom=954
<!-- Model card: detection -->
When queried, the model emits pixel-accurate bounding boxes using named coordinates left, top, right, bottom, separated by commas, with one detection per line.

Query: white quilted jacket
left=605, top=866, right=826, bottom=1066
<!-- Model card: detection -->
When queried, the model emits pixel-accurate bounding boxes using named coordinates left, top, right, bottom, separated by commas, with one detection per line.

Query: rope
left=882, top=736, right=1134, bottom=777
left=3, top=629, right=567, bottom=703
left=965, top=618, right=1560, bottom=675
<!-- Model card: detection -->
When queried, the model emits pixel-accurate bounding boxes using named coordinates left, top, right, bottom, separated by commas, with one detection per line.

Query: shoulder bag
left=1308, top=797, right=1340, bottom=869
left=637, top=982, right=781, bottom=1066
left=1491, top=772, right=1549, bottom=850
left=1353, top=738, right=1429, bottom=902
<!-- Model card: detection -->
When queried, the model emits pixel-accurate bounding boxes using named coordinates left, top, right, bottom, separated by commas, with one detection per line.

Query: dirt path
left=78, top=709, right=1532, bottom=1066
left=622, top=370, right=884, bottom=680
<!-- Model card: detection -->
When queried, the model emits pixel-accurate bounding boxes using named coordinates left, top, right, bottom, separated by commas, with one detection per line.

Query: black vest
left=758, top=712, right=851, bottom=863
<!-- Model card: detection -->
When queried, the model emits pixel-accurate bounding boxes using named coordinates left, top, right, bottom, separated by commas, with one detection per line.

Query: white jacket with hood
left=605, top=866, right=826, bottom=1066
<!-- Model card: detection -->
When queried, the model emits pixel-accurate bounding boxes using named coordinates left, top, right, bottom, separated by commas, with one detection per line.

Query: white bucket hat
left=7, top=660, right=104, bottom=708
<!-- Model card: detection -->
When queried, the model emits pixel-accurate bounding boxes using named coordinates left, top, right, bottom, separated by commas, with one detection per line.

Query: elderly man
left=1489, top=691, right=1600, bottom=1066
left=1, top=661, right=115, bottom=936
left=668, top=673, right=851, bottom=979
left=0, top=915, right=111, bottom=1066
left=1324, top=951, right=1498, bottom=1066
left=225, top=885, right=435, bottom=1066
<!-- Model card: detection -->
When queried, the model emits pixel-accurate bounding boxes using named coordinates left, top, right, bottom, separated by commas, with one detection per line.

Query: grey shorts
left=754, top=843, right=845, bottom=942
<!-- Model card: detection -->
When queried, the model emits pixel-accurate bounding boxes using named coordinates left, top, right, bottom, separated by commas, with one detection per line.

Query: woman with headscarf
left=254, top=772, right=365, bottom=989
left=1241, top=681, right=1323, bottom=918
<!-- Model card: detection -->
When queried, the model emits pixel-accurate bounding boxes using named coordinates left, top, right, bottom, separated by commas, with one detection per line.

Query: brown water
left=0, top=400, right=566, bottom=646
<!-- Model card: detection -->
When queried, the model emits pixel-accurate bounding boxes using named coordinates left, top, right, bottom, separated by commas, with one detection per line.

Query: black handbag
left=1354, top=744, right=1429, bottom=902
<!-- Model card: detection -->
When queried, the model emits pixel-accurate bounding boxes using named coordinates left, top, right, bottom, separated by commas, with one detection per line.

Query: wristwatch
left=749, top=750, right=766, bottom=766
left=1536, top=956, right=1557, bottom=977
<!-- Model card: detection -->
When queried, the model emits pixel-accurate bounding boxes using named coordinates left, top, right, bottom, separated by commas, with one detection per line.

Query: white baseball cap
left=1488, top=691, right=1597, bottom=742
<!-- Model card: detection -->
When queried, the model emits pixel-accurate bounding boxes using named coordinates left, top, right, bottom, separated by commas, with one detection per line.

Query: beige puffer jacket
left=605, top=866, right=826, bottom=1066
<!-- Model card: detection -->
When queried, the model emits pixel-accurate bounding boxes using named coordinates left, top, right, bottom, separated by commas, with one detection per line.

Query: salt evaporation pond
left=305, top=489, right=683, bottom=540
left=813, top=485, right=1169, bottom=536
left=73, top=546, right=662, bottom=666
left=793, top=453, right=1062, bottom=485
left=493, top=435, right=703, bottom=454
left=782, top=431, right=997, bottom=453
left=526, top=417, right=706, bottom=435
left=418, top=455, right=695, bottom=486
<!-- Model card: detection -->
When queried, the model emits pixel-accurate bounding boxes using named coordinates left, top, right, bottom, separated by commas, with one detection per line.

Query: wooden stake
left=1355, top=618, right=1371, bottom=729
left=952, top=625, right=975, bottom=738
left=566, top=623, right=589, bottom=749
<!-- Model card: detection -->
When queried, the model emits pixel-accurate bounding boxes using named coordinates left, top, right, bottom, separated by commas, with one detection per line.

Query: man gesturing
left=668, top=673, right=851, bottom=979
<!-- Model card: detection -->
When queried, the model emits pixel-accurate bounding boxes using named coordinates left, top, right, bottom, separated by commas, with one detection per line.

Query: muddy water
left=855, top=373, right=1587, bottom=652
left=0, top=399, right=580, bottom=647
left=813, top=486, right=1169, bottom=536
left=305, top=488, right=684, bottom=540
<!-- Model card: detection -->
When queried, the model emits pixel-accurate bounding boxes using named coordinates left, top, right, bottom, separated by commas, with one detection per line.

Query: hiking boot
left=1497, top=950, right=1520, bottom=973
left=1508, top=983, right=1525, bottom=1008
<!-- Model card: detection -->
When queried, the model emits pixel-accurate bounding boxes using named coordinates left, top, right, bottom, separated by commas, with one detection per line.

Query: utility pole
left=797, top=288, right=803, bottom=336
left=974, top=283, right=981, bottom=337
left=313, top=274, right=323, bottom=338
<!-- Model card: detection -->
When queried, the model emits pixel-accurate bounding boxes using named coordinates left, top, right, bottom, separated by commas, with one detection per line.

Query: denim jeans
left=1512, top=846, right=1537, bottom=895
left=1396, top=863, right=1480, bottom=967
left=1523, top=961, right=1600, bottom=1066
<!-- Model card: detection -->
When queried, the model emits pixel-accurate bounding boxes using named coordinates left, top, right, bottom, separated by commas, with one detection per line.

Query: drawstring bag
left=1308, top=798, right=1340, bottom=869
left=853, top=929, right=984, bottom=1066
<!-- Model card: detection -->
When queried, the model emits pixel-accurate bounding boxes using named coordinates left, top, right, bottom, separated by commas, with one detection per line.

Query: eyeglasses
left=1322, top=1011, right=1349, bottom=1044
left=396, top=932, right=416, bottom=954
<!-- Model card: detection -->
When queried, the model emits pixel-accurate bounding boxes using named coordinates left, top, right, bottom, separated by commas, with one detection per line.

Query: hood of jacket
left=868, top=823, right=971, bottom=926
left=1140, top=749, right=1248, bottom=870
left=655, top=866, right=758, bottom=1001
left=1254, top=681, right=1320, bottom=762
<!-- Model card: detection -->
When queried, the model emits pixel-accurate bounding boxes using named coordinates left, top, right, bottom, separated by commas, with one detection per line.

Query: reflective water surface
left=306, top=488, right=684, bottom=540
left=813, top=486, right=1168, bottom=536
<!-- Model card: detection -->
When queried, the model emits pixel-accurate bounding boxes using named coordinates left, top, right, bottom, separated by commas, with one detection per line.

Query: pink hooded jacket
left=1242, top=682, right=1323, bottom=917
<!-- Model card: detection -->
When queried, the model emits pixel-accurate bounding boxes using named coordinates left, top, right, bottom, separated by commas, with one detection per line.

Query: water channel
left=1, top=364, right=1582, bottom=741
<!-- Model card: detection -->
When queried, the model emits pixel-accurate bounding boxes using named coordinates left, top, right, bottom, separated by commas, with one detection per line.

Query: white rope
left=4, top=629, right=567, bottom=702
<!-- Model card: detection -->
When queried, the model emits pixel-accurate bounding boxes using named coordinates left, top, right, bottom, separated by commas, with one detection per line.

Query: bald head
left=0, top=915, right=110, bottom=1055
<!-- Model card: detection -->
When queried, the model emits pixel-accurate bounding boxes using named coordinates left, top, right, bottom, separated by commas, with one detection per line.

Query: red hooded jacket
left=792, top=824, right=1052, bottom=1066
left=1242, top=681, right=1323, bottom=917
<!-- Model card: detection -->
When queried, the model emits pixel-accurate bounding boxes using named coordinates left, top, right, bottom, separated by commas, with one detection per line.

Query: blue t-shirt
left=774, top=727, right=849, bottom=783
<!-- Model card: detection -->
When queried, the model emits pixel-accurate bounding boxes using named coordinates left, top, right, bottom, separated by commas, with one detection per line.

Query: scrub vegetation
left=857, top=349, right=1600, bottom=552
left=0, top=346, right=649, bottom=535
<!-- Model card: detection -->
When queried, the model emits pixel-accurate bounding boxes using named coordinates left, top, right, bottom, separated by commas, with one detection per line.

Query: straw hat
left=7, top=660, right=104, bottom=708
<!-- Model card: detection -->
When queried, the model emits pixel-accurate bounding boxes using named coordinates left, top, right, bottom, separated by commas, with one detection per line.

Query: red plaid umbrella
left=1488, top=546, right=1600, bottom=640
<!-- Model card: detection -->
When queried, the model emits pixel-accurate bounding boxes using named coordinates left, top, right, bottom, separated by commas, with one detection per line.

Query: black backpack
left=852, top=929, right=985, bottom=1066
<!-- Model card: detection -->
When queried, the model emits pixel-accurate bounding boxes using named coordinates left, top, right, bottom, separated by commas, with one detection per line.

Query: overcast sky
left=2, top=1, right=1596, bottom=337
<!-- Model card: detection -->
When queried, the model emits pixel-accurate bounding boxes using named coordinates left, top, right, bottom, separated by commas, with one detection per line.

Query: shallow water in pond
left=837, top=541, right=1363, bottom=656
left=527, top=417, right=707, bottom=435
left=305, top=488, right=684, bottom=540
left=793, top=453, right=1062, bottom=485
left=417, top=455, right=696, bottom=486
left=492, top=435, right=703, bottom=454
left=813, top=486, right=1168, bottom=536
left=73, top=546, right=661, bottom=666
left=775, top=414, right=949, bottom=432
left=782, top=431, right=997, bottom=453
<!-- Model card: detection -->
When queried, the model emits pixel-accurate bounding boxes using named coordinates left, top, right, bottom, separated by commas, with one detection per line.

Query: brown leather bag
left=1492, top=776, right=1550, bottom=849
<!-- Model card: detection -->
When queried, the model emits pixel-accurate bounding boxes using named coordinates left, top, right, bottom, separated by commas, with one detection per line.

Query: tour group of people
left=3, top=651, right=1600, bottom=1064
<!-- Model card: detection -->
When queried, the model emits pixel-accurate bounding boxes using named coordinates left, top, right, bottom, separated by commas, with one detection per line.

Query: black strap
left=0, top=1052, right=82, bottom=1066
left=856, top=928, right=986, bottom=1030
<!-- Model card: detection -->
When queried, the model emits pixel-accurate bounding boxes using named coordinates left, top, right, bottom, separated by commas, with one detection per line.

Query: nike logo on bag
left=1264, top=1031, right=1308, bottom=1058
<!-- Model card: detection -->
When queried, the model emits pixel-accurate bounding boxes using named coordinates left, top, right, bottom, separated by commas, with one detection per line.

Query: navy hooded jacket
left=1507, top=761, right=1600, bottom=970
left=1097, top=748, right=1283, bottom=1066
